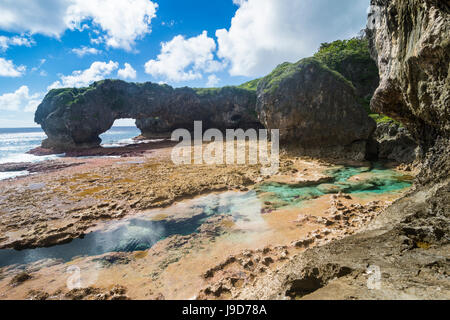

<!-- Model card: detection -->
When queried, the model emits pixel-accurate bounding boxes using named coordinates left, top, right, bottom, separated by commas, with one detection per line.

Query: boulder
left=372, top=121, right=420, bottom=163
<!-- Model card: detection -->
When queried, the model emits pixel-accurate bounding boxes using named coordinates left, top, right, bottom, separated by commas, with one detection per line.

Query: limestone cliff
left=35, top=58, right=377, bottom=158
left=314, top=37, right=380, bottom=101
left=367, top=0, right=449, bottom=159
left=372, top=121, right=419, bottom=163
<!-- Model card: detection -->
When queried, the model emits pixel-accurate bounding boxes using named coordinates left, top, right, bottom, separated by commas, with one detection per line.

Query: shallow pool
left=0, top=162, right=413, bottom=268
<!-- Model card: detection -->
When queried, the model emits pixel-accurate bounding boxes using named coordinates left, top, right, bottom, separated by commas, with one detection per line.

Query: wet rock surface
left=197, top=194, right=391, bottom=300
left=0, top=160, right=83, bottom=174
left=0, top=143, right=264, bottom=250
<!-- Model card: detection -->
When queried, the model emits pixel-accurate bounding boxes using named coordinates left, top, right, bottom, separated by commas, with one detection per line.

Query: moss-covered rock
left=256, top=57, right=376, bottom=159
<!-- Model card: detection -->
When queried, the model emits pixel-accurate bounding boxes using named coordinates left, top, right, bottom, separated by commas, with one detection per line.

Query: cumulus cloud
left=206, top=74, right=220, bottom=87
left=216, top=0, right=368, bottom=77
left=0, top=86, right=42, bottom=112
left=0, top=35, right=34, bottom=51
left=48, top=60, right=118, bottom=89
left=0, top=0, right=158, bottom=51
left=118, top=63, right=137, bottom=80
left=144, top=31, right=223, bottom=82
left=0, top=0, right=71, bottom=37
left=0, top=58, right=26, bottom=77
left=72, top=46, right=102, bottom=57
left=66, top=0, right=158, bottom=51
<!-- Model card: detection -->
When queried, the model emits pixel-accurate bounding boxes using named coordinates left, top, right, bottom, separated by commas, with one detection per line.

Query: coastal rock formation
left=35, top=53, right=381, bottom=158
left=35, top=81, right=260, bottom=150
left=230, top=0, right=450, bottom=300
left=256, top=57, right=376, bottom=159
left=372, top=121, right=420, bottom=163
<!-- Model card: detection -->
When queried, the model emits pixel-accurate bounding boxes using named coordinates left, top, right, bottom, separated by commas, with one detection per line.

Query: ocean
left=0, top=126, right=141, bottom=180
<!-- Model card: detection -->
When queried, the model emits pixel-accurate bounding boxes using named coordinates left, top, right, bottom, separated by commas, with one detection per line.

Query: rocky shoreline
left=0, top=0, right=448, bottom=301
left=0, top=145, right=413, bottom=299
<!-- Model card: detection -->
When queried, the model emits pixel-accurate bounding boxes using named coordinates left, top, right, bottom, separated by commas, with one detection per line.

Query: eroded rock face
left=367, top=0, right=449, bottom=155
left=35, top=80, right=260, bottom=150
left=368, top=0, right=449, bottom=184
left=256, top=58, right=376, bottom=159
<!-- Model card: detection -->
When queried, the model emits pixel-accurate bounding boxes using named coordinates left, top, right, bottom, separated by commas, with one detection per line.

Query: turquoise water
left=256, top=163, right=413, bottom=208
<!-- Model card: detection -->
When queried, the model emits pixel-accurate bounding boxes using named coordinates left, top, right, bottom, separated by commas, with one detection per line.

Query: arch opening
left=99, top=118, right=140, bottom=148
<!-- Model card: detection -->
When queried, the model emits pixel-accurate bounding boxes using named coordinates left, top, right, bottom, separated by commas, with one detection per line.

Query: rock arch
left=35, top=80, right=261, bottom=151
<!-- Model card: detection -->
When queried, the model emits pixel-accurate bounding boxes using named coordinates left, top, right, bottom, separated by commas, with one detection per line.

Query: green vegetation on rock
left=260, top=57, right=354, bottom=95
left=237, top=78, right=261, bottom=91
left=314, top=38, right=374, bottom=72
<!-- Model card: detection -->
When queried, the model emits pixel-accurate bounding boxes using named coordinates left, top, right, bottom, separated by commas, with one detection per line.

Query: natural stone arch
left=35, top=80, right=261, bottom=151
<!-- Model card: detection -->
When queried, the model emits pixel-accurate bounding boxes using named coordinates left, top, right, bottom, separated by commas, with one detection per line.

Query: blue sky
left=0, top=0, right=369, bottom=127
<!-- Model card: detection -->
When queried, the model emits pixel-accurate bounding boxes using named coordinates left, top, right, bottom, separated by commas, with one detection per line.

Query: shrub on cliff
left=314, top=37, right=379, bottom=98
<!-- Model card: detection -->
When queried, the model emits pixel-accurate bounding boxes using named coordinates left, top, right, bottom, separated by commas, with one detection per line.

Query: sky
left=0, top=0, right=370, bottom=127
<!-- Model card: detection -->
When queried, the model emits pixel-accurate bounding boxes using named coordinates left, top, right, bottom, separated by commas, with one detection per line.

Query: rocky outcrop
left=35, top=81, right=260, bottom=150
left=36, top=58, right=378, bottom=158
left=372, top=121, right=420, bottom=163
left=256, top=57, right=376, bottom=159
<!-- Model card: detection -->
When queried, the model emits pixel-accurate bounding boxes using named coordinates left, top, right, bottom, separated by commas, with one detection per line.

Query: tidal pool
left=256, top=162, right=413, bottom=208
left=0, top=162, right=412, bottom=268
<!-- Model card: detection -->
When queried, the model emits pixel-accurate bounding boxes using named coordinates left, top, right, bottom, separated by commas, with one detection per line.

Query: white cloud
left=66, top=0, right=158, bottom=51
left=118, top=63, right=137, bottom=80
left=48, top=60, right=118, bottom=89
left=206, top=74, right=220, bottom=87
left=31, top=59, right=47, bottom=73
left=72, top=46, right=102, bottom=57
left=0, top=86, right=42, bottom=112
left=144, top=31, right=224, bottom=82
left=0, top=0, right=71, bottom=37
left=0, top=58, right=26, bottom=77
left=216, top=0, right=368, bottom=77
left=0, top=0, right=158, bottom=51
left=0, top=35, right=34, bottom=51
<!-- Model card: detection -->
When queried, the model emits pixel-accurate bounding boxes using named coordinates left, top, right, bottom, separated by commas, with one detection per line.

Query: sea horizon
left=0, top=126, right=142, bottom=175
